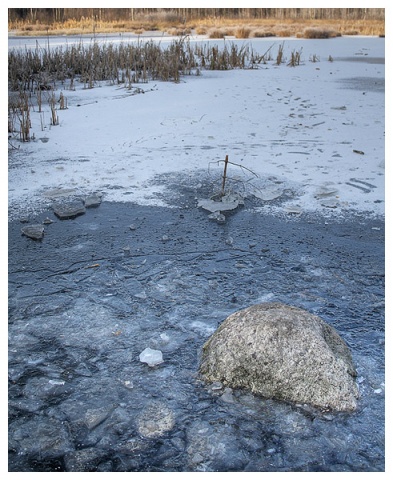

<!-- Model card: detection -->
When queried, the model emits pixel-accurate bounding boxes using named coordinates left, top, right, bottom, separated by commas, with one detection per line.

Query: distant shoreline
left=8, top=18, right=385, bottom=40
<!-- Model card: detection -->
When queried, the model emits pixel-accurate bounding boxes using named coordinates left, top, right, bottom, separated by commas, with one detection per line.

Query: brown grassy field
left=8, top=17, right=385, bottom=38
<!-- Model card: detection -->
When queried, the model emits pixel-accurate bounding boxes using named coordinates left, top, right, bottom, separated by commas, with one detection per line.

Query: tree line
left=8, top=8, right=385, bottom=24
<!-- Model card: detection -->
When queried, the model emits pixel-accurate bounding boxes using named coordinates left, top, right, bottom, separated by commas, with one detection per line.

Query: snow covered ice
left=8, top=33, right=385, bottom=472
left=8, top=35, right=384, bottom=221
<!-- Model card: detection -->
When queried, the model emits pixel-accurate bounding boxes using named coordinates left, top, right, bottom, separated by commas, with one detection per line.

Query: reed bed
left=6, top=38, right=320, bottom=142
left=7, top=38, right=266, bottom=141
left=9, top=17, right=385, bottom=38
left=8, top=37, right=276, bottom=93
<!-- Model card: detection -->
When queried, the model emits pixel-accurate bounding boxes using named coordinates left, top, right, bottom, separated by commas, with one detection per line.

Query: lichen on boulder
left=199, top=302, right=359, bottom=412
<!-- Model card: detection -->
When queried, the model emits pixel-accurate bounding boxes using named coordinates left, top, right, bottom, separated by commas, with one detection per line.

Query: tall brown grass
left=234, top=27, right=252, bottom=39
left=9, top=17, right=385, bottom=37
left=302, top=27, right=340, bottom=39
left=9, top=37, right=275, bottom=94
left=10, top=31, right=376, bottom=144
left=208, top=28, right=226, bottom=39
left=8, top=92, right=31, bottom=141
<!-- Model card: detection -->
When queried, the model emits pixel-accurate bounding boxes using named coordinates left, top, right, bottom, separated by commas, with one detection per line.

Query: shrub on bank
left=302, top=27, right=339, bottom=39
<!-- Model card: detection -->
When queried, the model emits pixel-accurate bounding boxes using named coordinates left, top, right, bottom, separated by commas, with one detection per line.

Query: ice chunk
left=208, top=211, right=226, bottom=223
left=84, top=194, right=102, bottom=208
left=285, top=204, right=303, bottom=215
left=48, top=379, right=65, bottom=386
left=198, top=193, right=243, bottom=213
left=139, top=348, right=164, bottom=367
left=253, top=186, right=284, bottom=201
left=320, top=199, right=339, bottom=208
left=160, top=333, right=170, bottom=343
left=314, top=186, right=339, bottom=199
left=21, top=224, right=45, bottom=240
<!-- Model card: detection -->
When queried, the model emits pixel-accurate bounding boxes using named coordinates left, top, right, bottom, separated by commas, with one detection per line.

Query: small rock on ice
left=139, top=347, right=164, bottom=367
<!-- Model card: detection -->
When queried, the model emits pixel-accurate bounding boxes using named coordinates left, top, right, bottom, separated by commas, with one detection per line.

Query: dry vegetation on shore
left=7, top=8, right=385, bottom=144
left=9, top=17, right=384, bottom=39
left=8, top=37, right=284, bottom=142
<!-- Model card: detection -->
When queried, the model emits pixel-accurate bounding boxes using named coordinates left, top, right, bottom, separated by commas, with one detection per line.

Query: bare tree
left=8, top=8, right=385, bottom=24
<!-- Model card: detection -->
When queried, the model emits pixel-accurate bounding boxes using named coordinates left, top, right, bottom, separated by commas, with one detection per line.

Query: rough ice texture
left=200, top=303, right=359, bottom=412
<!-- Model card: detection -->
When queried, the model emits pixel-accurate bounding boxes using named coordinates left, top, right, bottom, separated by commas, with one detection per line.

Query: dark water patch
left=9, top=201, right=384, bottom=472
left=335, top=57, right=384, bottom=65
left=338, top=76, right=384, bottom=93
left=145, top=169, right=300, bottom=211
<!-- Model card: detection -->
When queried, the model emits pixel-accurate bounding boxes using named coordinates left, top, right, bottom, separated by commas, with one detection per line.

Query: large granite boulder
left=199, top=303, right=359, bottom=412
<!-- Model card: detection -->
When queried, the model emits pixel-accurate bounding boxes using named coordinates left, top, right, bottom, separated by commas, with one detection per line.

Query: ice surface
left=8, top=200, right=384, bottom=471
left=7, top=35, right=385, bottom=221
left=7, top=34, right=385, bottom=473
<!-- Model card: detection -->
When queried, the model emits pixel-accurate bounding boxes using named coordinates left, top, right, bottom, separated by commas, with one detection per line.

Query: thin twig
left=8, top=139, right=19, bottom=150
left=210, top=159, right=258, bottom=178
left=221, top=154, right=229, bottom=196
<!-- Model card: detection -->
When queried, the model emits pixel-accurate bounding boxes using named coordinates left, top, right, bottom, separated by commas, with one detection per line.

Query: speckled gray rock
left=200, top=302, right=359, bottom=412
left=136, top=401, right=175, bottom=438
left=64, top=447, right=104, bottom=472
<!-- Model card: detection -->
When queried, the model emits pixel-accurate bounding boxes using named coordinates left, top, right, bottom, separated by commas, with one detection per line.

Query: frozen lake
left=8, top=34, right=385, bottom=472
left=8, top=34, right=384, bottom=220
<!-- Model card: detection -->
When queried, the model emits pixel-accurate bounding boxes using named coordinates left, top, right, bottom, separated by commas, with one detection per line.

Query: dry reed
left=9, top=15, right=385, bottom=38
left=303, top=27, right=339, bottom=39
left=234, top=27, right=252, bottom=39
